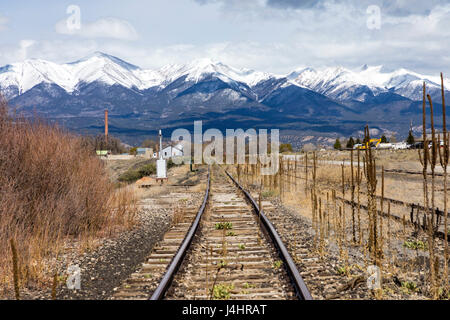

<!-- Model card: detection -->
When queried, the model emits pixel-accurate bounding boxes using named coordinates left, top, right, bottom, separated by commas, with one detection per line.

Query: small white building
left=161, top=143, right=184, bottom=159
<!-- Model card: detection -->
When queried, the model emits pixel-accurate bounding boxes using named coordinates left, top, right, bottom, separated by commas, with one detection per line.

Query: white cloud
left=0, top=0, right=449, bottom=77
left=55, top=17, right=139, bottom=41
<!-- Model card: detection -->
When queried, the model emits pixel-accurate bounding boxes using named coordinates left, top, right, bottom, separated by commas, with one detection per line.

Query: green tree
left=346, top=137, right=355, bottom=149
left=129, top=147, right=138, bottom=156
left=334, top=139, right=342, bottom=150
left=381, top=135, right=388, bottom=143
left=279, top=143, right=293, bottom=153
left=363, top=135, right=370, bottom=144
left=80, top=134, right=127, bottom=155
left=406, top=130, right=415, bottom=145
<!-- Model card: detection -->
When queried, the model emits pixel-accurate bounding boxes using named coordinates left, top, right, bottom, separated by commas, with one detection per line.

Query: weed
left=218, top=259, right=227, bottom=268
left=243, top=282, right=254, bottom=289
left=226, top=231, right=236, bottom=237
left=238, top=244, right=245, bottom=250
left=211, top=284, right=234, bottom=300
left=262, top=190, right=277, bottom=198
left=215, top=222, right=233, bottom=230
left=403, top=240, right=427, bottom=251
left=336, top=265, right=348, bottom=276
left=438, top=287, right=450, bottom=299
left=401, top=281, right=417, bottom=293
left=273, top=260, right=283, bottom=269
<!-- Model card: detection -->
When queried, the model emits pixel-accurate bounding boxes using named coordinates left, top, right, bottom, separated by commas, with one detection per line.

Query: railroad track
left=112, top=166, right=312, bottom=300
left=383, top=168, right=445, bottom=177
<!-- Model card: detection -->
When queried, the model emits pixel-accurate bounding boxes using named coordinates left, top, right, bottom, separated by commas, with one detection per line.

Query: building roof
left=162, top=142, right=184, bottom=151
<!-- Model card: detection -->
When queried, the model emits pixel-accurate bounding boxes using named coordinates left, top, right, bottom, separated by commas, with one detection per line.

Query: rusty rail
left=150, top=167, right=210, bottom=300
left=225, top=170, right=313, bottom=300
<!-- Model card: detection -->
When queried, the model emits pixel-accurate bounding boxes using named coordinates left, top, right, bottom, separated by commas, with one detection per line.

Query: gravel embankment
left=268, top=197, right=431, bottom=300
left=56, top=208, right=173, bottom=300
left=18, top=207, right=173, bottom=300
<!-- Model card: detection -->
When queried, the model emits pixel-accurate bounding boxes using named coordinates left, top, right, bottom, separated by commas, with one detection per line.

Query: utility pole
left=159, top=129, right=163, bottom=160
left=105, top=109, right=109, bottom=142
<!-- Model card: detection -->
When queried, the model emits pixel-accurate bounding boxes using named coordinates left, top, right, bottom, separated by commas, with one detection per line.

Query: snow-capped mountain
left=1, top=51, right=447, bottom=102
left=0, top=53, right=279, bottom=98
left=0, top=52, right=154, bottom=96
left=154, top=58, right=276, bottom=87
left=0, top=52, right=448, bottom=144
left=288, top=64, right=450, bottom=102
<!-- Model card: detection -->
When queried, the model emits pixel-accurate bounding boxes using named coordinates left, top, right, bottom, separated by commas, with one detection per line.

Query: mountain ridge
left=1, top=52, right=448, bottom=146
left=1, top=52, right=448, bottom=101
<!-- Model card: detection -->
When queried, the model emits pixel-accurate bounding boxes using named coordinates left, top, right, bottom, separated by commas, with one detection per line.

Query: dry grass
left=0, top=98, right=136, bottom=297
left=315, top=165, right=353, bottom=190
left=316, top=149, right=419, bottom=164
left=234, top=154, right=449, bottom=299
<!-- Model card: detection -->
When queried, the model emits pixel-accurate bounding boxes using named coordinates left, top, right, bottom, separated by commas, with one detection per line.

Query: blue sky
left=0, top=0, right=449, bottom=74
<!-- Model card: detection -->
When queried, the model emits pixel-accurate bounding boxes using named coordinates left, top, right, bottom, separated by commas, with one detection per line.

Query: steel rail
left=225, top=170, right=313, bottom=300
left=150, top=167, right=210, bottom=300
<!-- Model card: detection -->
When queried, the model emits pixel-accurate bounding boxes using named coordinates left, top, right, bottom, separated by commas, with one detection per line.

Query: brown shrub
left=0, top=97, right=134, bottom=294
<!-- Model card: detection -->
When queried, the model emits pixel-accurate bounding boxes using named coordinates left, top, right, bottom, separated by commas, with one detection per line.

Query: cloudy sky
left=0, top=0, right=449, bottom=75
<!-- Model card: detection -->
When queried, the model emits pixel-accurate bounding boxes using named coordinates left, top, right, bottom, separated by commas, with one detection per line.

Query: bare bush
left=0, top=98, right=135, bottom=295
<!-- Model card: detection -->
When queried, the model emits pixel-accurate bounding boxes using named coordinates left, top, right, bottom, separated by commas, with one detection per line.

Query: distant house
left=96, top=150, right=109, bottom=157
left=161, top=143, right=184, bottom=159
left=136, top=148, right=153, bottom=158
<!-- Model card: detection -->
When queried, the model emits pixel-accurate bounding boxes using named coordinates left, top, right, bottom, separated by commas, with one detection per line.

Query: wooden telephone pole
left=105, top=109, right=109, bottom=143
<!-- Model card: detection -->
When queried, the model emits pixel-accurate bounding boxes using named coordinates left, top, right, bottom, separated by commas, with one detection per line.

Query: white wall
left=161, top=145, right=184, bottom=159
